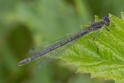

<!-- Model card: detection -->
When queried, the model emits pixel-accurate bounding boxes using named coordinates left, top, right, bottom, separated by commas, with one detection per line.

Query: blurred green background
left=0, top=0, right=124, bottom=83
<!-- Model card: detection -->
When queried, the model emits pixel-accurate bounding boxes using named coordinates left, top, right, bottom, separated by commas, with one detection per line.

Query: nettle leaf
left=59, top=14, right=124, bottom=82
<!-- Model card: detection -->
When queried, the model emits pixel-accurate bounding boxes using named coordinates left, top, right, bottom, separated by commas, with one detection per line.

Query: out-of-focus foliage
left=84, top=0, right=124, bottom=17
left=0, top=0, right=124, bottom=83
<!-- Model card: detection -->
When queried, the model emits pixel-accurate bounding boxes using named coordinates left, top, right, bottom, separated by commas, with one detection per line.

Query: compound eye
left=103, top=16, right=110, bottom=26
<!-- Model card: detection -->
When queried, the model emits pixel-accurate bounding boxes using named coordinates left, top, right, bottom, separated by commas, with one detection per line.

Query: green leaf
left=59, top=14, right=124, bottom=82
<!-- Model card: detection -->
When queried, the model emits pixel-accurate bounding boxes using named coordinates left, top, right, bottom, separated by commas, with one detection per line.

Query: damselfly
left=18, top=16, right=110, bottom=66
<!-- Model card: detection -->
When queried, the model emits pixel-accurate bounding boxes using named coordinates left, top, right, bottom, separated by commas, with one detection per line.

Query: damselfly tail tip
left=17, top=58, right=31, bottom=66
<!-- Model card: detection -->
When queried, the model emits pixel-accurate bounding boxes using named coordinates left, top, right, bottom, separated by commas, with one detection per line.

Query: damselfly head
left=103, top=16, right=110, bottom=26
